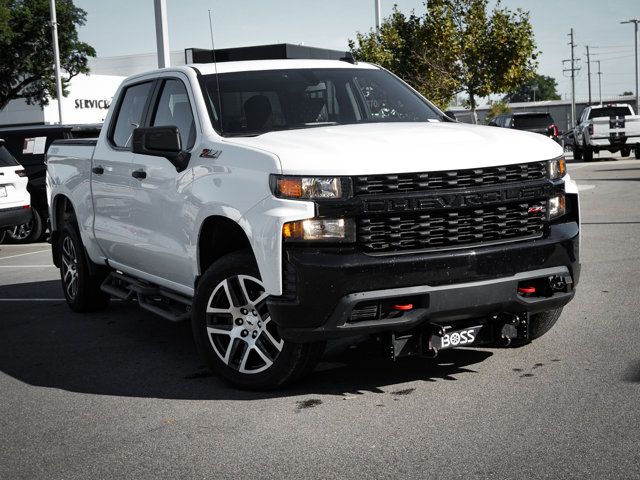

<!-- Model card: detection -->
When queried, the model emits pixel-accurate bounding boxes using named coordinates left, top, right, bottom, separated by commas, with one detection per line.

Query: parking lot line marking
left=0, top=298, right=65, bottom=301
left=0, top=265, right=56, bottom=268
left=0, top=250, right=50, bottom=261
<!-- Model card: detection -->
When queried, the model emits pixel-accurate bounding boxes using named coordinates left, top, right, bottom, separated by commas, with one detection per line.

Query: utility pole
left=563, top=28, right=580, bottom=128
left=586, top=45, right=592, bottom=104
left=621, top=19, right=639, bottom=114
left=154, top=0, right=170, bottom=68
left=48, top=0, right=64, bottom=124
left=595, top=60, right=602, bottom=105
left=375, top=0, right=381, bottom=35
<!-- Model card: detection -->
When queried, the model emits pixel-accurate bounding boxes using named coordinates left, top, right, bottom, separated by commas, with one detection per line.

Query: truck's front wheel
left=192, top=251, right=324, bottom=390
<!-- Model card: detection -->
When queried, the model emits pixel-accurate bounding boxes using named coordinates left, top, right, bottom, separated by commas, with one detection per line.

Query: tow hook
left=495, top=313, right=529, bottom=346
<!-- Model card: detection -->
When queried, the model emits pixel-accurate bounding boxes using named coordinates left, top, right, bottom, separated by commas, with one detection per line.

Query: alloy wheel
left=205, top=275, right=284, bottom=374
left=61, top=235, right=79, bottom=299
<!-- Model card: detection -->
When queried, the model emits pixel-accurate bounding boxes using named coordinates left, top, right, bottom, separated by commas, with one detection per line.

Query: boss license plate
left=430, top=325, right=483, bottom=350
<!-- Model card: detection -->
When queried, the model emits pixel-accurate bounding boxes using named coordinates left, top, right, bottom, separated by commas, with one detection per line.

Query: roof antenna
left=208, top=9, right=224, bottom=134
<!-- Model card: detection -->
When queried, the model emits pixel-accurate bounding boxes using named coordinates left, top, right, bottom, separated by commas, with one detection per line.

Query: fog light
left=283, top=218, right=355, bottom=242
left=548, top=195, right=566, bottom=219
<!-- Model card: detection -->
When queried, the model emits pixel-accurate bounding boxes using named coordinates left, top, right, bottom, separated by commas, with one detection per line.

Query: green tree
left=504, top=74, right=561, bottom=102
left=349, top=0, right=538, bottom=122
left=485, top=100, right=511, bottom=123
left=621, top=91, right=633, bottom=96
left=0, top=0, right=95, bottom=110
left=349, top=2, right=461, bottom=109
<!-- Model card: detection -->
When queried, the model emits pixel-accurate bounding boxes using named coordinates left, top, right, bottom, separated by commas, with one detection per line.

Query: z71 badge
left=200, top=149, right=222, bottom=159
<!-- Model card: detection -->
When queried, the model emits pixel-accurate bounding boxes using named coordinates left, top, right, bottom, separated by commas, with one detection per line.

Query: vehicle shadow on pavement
left=0, top=280, right=492, bottom=400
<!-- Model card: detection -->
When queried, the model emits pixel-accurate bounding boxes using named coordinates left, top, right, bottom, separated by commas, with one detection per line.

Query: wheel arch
left=196, top=215, right=254, bottom=287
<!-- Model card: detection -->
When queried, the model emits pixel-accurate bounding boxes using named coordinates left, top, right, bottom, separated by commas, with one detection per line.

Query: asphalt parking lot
left=1, top=157, right=639, bottom=479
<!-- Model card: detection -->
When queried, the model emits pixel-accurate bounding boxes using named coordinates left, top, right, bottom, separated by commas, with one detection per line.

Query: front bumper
left=0, top=206, right=31, bottom=229
left=268, top=221, right=580, bottom=342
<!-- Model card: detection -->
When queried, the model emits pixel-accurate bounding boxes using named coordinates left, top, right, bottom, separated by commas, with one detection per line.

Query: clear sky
left=75, top=0, right=640, bottom=102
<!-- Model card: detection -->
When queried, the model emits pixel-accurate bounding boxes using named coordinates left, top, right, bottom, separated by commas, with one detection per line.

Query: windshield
left=589, top=107, right=632, bottom=119
left=203, top=68, right=443, bottom=136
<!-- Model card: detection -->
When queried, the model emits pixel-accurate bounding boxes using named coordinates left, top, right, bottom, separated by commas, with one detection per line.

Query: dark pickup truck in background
left=0, top=124, right=101, bottom=243
left=489, top=112, right=560, bottom=143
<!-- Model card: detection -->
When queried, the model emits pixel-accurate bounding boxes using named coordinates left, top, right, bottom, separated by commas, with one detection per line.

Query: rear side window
left=513, top=114, right=553, bottom=129
left=0, top=145, right=19, bottom=167
left=111, top=82, right=153, bottom=148
left=151, top=79, right=196, bottom=149
left=588, top=107, right=632, bottom=119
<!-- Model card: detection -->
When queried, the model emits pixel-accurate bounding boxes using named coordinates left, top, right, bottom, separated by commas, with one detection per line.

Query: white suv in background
left=0, top=140, right=31, bottom=241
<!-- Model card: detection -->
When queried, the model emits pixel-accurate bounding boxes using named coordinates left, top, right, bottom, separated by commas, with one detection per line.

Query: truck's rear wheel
left=573, top=146, right=583, bottom=161
left=192, top=251, right=324, bottom=390
left=583, top=146, right=593, bottom=162
left=59, top=223, right=110, bottom=312
left=528, top=308, right=563, bottom=341
left=621, top=147, right=631, bottom=158
left=635, top=147, right=640, bottom=159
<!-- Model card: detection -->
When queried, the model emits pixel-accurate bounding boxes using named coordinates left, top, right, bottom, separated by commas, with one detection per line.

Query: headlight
left=271, top=175, right=350, bottom=200
left=283, top=218, right=356, bottom=242
left=548, top=157, right=566, bottom=180
left=549, top=195, right=566, bottom=219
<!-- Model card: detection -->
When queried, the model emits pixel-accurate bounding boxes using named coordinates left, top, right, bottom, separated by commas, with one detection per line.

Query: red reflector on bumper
left=518, top=286, right=536, bottom=294
left=393, top=304, right=413, bottom=311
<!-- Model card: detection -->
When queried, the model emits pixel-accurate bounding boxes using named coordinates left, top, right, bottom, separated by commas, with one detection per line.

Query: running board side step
left=101, top=271, right=192, bottom=323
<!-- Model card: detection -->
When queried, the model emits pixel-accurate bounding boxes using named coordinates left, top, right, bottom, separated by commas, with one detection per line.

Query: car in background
left=0, top=140, right=30, bottom=243
left=0, top=124, right=101, bottom=243
left=573, top=104, right=640, bottom=161
left=488, top=112, right=559, bottom=142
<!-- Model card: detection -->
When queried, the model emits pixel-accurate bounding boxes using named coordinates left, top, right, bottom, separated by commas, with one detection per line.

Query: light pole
left=48, top=0, right=64, bottom=124
left=375, top=0, right=381, bottom=35
left=621, top=19, right=639, bottom=114
left=154, top=0, right=170, bottom=68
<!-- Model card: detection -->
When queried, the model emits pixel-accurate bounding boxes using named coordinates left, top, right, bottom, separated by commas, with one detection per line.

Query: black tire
left=58, top=222, right=110, bottom=312
left=192, top=250, right=325, bottom=390
left=621, top=148, right=631, bottom=158
left=583, top=146, right=593, bottom=162
left=528, top=308, right=563, bottom=341
left=0, top=229, right=5, bottom=244
left=573, top=146, right=583, bottom=161
left=635, top=148, right=640, bottom=160
left=5, top=208, right=44, bottom=244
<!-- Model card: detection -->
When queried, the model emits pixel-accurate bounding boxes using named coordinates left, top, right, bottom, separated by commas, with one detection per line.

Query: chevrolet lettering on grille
left=361, top=185, right=550, bottom=214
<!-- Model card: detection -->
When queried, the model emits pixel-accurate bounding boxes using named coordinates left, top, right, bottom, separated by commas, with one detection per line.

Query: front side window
left=203, top=68, right=442, bottom=136
left=111, top=82, right=153, bottom=148
left=151, top=79, right=196, bottom=149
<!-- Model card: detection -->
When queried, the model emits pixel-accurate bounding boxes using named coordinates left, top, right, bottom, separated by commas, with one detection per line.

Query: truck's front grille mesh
left=357, top=202, right=546, bottom=253
left=353, top=161, right=547, bottom=195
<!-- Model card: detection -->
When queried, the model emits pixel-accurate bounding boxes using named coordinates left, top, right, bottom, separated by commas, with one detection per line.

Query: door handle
left=132, top=169, right=147, bottom=180
left=92, top=166, right=104, bottom=175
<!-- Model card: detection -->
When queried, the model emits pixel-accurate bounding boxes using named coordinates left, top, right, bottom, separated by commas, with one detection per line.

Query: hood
left=223, top=122, right=564, bottom=175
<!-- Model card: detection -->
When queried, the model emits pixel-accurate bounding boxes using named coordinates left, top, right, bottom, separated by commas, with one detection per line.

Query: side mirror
left=132, top=126, right=190, bottom=172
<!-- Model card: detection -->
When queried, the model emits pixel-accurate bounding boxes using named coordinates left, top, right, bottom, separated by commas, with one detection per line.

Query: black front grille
left=353, top=161, right=547, bottom=195
left=357, top=202, right=546, bottom=253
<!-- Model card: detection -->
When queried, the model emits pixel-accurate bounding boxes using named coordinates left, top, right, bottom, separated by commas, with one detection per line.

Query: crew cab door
left=127, top=76, right=199, bottom=289
left=91, top=80, right=154, bottom=266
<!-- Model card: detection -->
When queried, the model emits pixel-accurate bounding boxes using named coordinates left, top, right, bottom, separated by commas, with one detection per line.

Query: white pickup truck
left=46, top=47, right=581, bottom=389
left=573, top=103, right=640, bottom=161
